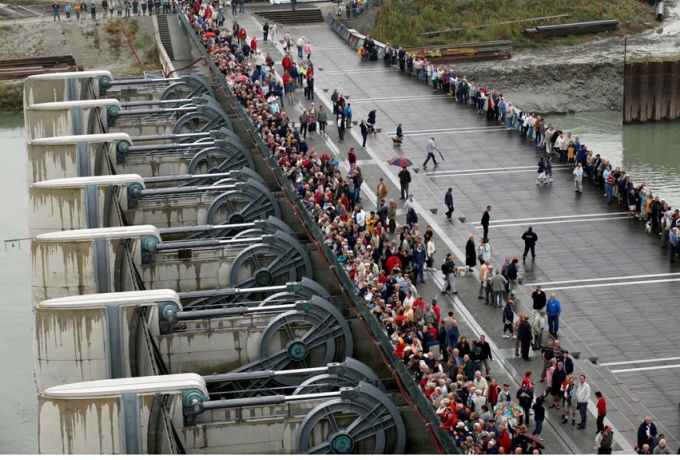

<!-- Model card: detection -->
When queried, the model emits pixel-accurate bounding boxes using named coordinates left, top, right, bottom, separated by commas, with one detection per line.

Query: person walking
left=347, top=147, right=356, bottom=175
left=595, top=391, right=607, bottom=434
left=90, top=0, right=96, bottom=18
left=262, top=21, right=269, bottom=41
left=576, top=374, right=591, bottom=429
left=360, top=119, right=368, bottom=147
left=500, top=300, right=515, bottom=339
left=423, top=136, right=440, bottom=168
left=517, top=314, right=533, bottom=361
left=596, top=425, right=615, bottom=455
left=531, top=286, right=547, bottom=313
left=316, top=104, right=327, bottom=135
left=343, top=103, right=352, bottom=128
left=398, top=166, right=411, bottom=199
left=387, top=199, right=397, bottom=233
left=296, top=36, right=304, bottom=58
left=521, top=225, right=538, bottom=263
left=336, top=113, right=345, bottom=143
left=426, top=235, right=436, bottom=270
left=481, top=205, right=491, bottom=241
left=376, top=178, right=388, bottom=209
left=516, top=382, right=534, bottom=426
left=532, top=391, right=547, bottom=440
left=573, top=162, right=584, bottom=194
left=444, top=188, right=454, bottom=219
left=412, top=242, right=427, bottom=284
left=546, top=293, right=561, bottom=337
left=441, top=253, right=457, bottom=294
left=465, top=235, right=477, bottom=270
left=490, top=269, right=507, bottom=309
left=477, top=237, right=490, bottom=265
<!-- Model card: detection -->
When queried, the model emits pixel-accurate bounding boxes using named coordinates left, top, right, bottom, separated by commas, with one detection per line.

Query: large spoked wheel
left=297, top=383, right=406, bottom=454
left=256, top=303, right=353, bottom=386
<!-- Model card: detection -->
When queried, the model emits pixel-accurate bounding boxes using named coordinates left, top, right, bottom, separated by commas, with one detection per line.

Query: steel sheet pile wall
left=624, top=60, right=680, bottom=123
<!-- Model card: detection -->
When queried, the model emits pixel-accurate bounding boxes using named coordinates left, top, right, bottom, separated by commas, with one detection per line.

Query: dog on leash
left=646, top=221, right=653, bottom=235
left=455, top=266, right=471, bottom=276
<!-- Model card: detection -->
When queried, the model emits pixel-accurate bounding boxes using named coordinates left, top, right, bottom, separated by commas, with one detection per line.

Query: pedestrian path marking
left=526, top=271, right=680, bottom=287
left=324, top=68, right=400, bottom=74
left=487, top=212, right=629, bottom=224
left=534, top=277, right=680, bottom=291
left=352, top=95, right=450, bottom=103
left=611, top=363, right=680, bottom=374
left=427, top=165, right=570, bottom=177
left=600, top=356, right=680, bottom=366
left=475, top=216, right=630, bottom=229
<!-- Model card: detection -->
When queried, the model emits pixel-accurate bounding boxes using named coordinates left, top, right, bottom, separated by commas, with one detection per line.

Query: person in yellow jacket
left=477, top=261, right=491, bottom=302
left=366, top=211, right=378, bottom=234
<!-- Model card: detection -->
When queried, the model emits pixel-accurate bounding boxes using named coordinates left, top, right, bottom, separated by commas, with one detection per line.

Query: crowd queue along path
left=214, top=9, right=679, bottom=452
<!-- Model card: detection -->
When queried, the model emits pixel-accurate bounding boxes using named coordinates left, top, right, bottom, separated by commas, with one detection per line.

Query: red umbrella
left=203, top=32, right=216, bottom=38
left=388, top=156, right=414, bottom=168
left=234, top=75, right=248, bottom=82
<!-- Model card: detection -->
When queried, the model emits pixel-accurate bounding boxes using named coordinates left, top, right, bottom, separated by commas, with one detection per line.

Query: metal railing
left=335, top=0, right=372, bottom=21
left=0, top=4, right=49, bottom=21
left=177, top=12, right=459, bottom=454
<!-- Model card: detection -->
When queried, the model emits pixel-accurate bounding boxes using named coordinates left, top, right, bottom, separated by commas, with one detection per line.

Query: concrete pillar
left=24, top=99, right=120, bottom=141
left=24, top=71, right=112, bottom=106
left=28, top=174, right=142, bottom=237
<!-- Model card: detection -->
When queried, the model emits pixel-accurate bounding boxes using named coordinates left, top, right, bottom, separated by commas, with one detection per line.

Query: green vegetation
left=0, top=82, right=24, bottom=112
left=372, top=0, right=654, bottom=47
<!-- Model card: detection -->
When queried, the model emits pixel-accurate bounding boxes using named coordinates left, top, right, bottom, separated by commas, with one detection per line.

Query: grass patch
left=129, top=45, right=161, bottom=75
left=0, top=82, right=24, bottom=112
left=372, top=0, right=655, bottom=47
left=103, top=20, right=124, bottom=56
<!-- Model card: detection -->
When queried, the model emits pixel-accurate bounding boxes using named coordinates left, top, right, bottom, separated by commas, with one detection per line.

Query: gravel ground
left=428, top=1, right=680, bottom=113
left=0, top=15, right=158, bottom=76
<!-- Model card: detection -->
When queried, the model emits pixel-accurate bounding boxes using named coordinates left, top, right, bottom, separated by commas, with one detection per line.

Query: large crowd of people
left=374, top=43, right=680, bottom=262
left=182, top=3, right=675, bottom=453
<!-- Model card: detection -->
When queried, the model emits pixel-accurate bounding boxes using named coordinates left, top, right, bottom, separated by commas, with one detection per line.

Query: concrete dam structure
left=24, top=69, right=445, bottom=455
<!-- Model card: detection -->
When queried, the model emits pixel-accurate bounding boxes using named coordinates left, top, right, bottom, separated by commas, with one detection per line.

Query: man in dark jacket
left=360, top=119, right=368, bottom=147
left=398, top=166, right=411, bottom=199
left=521, top=226, right=538, bottom=262
left=637, top=417, right=657, bottom=451
left=517, top=314, right=533, bottom=361
left=481, top=205, right=491, bottom=241
left=531, top=286, right=547, bottom=312
left=516, top=382, right=534, bottom=426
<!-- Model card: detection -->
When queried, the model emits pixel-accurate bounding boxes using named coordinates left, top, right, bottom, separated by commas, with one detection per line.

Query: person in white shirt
left=576, top=374, right=591, bottom=429
left=353, top=206, right=366, bottom=230
left=573, top=162, right=584, bottom=194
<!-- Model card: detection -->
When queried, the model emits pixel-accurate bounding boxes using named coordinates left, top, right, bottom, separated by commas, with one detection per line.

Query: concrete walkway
left=215, top=11, right=678, bottom=453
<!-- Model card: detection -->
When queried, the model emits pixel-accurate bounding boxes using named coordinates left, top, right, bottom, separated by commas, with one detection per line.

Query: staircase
left=256, top=8, right=324, bottom=25
left=157, top=14, right=175, bottom=60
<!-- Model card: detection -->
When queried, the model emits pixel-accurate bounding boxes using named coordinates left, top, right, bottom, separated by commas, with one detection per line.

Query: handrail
left=177, top=11, right=460, bottom=454
left=338, top=0, right=373, bottom=21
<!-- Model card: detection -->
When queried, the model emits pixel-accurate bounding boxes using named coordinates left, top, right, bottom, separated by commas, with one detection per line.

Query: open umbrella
left=388, top=156, right=414, bottom=168
left=493, top=402, right=523, bottom=420
left=520, top=432, right=546, bottom=450
left=203, top=32, right=216, bottom=38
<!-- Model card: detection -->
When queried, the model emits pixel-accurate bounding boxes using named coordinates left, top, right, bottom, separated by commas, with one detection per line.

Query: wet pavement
left=223, top=13, right=680, bottom=453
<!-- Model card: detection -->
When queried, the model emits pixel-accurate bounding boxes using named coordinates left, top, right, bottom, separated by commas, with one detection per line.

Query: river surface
left=545, top=111, right=680, bottom=205
left=0, top=108, right=679, bottom=453
left=0, top=114, right=36, bottom=454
